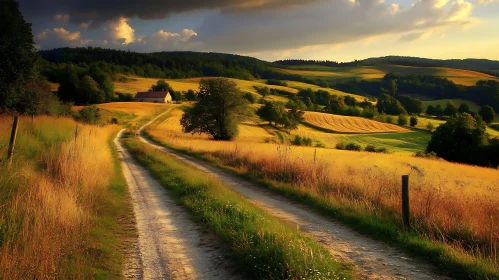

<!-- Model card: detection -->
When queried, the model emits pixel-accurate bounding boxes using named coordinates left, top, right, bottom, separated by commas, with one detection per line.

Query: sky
left=17, top=0, right=499, bottom=62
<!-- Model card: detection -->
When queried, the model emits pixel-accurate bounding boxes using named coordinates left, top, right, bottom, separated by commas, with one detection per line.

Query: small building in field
left=134, top=90, right=173, bottom=103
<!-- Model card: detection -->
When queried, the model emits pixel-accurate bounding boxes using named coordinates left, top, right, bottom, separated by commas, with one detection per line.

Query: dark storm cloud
left=18, top=0, right=320, bottom=25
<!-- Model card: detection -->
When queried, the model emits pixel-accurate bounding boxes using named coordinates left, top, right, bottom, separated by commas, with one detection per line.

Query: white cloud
left=132, top=28, right=198, bottom=51
left=54, top=14, right=70, bottom=23
left=107, top=17, right=135, bottom=45
left=35, top=27, right=92, bottom=49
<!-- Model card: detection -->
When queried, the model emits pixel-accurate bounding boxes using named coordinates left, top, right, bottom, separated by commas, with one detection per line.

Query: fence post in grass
left=75, top=125, right=79, bottom=141
left=402, top=175, right=410, bottom=230
left=314, top=149, right=317, bottom=163
left=7, top=116, right=19, bottom=163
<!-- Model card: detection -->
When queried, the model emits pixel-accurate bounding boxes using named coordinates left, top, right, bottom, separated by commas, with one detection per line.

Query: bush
left=386, top=115, right=394, bottom=124
left=427, top=122, right=435, bottom=131
left=361, top=107, right=377, bottom=119
left=335, top=143, right=345, bottom=150
left=410, top=116, right=418, bottom=127
left=315, top=141, right=326, bottom=148
left=415, top=151, right=438, bottom=159
left=243, top=92, right=257, bottom=104
left=345, top=143, right=362, bottom=151
left=266, top=79, right=288, bottom=87
left=75, top=105, right=101, bottom=124
left=292, top=135, right=313, bottom=146
left=364, top=145, right=376, bottom=152
left=365, top=145, right=388, bottom=153
left=110, top=118, right=118, bottom=124
left=115, top=92, right=134, bottom=102
left=398, top=115, right=408, bottom=126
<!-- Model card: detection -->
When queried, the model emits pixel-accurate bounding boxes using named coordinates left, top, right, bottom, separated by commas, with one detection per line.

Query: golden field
left=276, top=65, right=499, bottom=86
left=0, top=116, right=118, bottom=279
left=146, top=110, right=499, bottom=266
left=114, top=76, right=296, bottom=103
left=303, top=111, right=408, bottom=133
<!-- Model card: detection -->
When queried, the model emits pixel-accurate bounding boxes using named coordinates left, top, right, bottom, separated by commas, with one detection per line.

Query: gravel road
left=138, top=126, right=449, bottom=280
left=115, top=130, right=242, bottom=280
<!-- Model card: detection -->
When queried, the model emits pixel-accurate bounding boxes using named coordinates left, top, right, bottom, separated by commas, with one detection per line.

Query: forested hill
left=275, top=56, right=499, bottom=76
left=39, top=47, right=285, bottom=80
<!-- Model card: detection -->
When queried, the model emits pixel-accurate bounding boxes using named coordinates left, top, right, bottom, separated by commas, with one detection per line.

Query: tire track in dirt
left=139, top=128, right=449, bottom=280
left=115, top=130, right=242, bottom=280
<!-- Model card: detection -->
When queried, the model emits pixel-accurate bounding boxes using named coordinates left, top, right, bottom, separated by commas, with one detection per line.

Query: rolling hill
left=274, top=65, right=499, bottom=86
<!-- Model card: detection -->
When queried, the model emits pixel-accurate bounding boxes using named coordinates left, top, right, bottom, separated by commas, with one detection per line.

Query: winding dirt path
left=115, top=130, right=242, bottom=280
left=138, top=129, right=449, bottom=280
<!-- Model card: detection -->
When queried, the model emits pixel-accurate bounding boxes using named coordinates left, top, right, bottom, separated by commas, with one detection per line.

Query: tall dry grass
left=147, top=115, right=499, bottom=269
left=0, top=116, right=116, bottom=279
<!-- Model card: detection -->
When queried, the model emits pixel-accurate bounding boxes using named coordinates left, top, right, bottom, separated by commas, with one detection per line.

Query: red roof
left=135, top=91, right=170, bottom=99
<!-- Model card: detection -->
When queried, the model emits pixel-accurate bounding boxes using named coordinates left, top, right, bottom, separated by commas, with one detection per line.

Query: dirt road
left=138, top=131, right=448, bottom=280
left=115, top=130, right=242, bottom=280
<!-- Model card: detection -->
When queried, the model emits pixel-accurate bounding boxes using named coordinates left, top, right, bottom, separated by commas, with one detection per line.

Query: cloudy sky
left=18, top=0, right=499, bottom=62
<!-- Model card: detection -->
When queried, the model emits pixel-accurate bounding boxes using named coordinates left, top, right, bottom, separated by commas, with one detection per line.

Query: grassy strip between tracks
left=123, top=137, right=353, bottom=280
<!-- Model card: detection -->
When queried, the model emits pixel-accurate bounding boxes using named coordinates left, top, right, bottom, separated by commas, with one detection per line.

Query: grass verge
left=123, top=137, right=353, bottom=280
left=142, top=129, right=499, bottom=280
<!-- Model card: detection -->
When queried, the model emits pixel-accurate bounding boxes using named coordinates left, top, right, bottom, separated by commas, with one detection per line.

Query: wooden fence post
left=402, top=175, right=410, bottom=230
left=314, top=149, right=317, bottom=163
left=75, top=125, right=79, bottom=141
left=7, top=116, right=19, bottom=163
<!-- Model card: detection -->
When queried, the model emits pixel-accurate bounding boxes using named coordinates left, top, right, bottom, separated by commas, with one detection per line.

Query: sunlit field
left=114, top=76, right=199, bottom=94
left=284, top=80, right=366, bottom=102
left=146, top=111, right=499, bottom=270
left=114, top=76, right=294, bottom=103
left=303, top=111, right=407, bottom=133
left=74, top=102, right=169, bottom=126
left=0, top=116, right=119, bottom=279
left=276, top=65, right=499, bottom=86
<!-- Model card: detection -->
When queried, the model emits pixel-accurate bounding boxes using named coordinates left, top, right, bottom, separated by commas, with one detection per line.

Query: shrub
left=335, top=143, right=345, bottom=150
left=75, top=105, right=101, bottom=124
left=410, top=116, right=418, bottom=127
left=364, top=145, right=376, bottom=152
left=292, top=135, right=313, bottom=146
left=315, top=141, right=326, bottom=148
left=243, top=92, right=257, bottom=104
left=398, top=115, right=408, bottom=126
left=115, top=92, right=134, bottom=102
left=292, top=135, right=303, bottom=146
left=345, top=143, right=362, bottom=151
left=375, top=147, right=388, bottom=153
left=386, top=115, right=394, bottom=124
left=427, top=122, right=435, bottom=131
left=110, top=118, right=118, bottom=124
left=361, top=107, right=377, bottom=119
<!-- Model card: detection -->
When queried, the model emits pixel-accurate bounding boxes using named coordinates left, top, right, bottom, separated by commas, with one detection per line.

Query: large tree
left=0, top=0, right=45, bottom=113
left=478, top=105, right=496, bottom=124
left=427, top=113, right=490, bottom=166
left=181, top=78, right=250, bottom=140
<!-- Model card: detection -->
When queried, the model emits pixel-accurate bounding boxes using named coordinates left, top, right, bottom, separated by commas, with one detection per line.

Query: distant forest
left=40, top=47, right=288, bottom=80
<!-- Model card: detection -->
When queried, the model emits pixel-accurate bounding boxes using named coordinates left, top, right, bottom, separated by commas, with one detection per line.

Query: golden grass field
left=146, top=110, right=499, bottom=268
left=0, top=116, right=118, bottom=278
left=303, top=111, right=408, bottom=133
left=276, top=65, right=499, bottom=86
left=284, top=81, right=367, bottom=102
left=114, top=76, right=296, bottom=103
left=114, top=77, right=199, bottom=94
left=74, top=102, right=169, bottom=126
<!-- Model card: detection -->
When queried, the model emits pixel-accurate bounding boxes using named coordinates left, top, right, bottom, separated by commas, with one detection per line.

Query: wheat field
left=303, top=111, right=408, bottom=133
left=146, top=112, right=499, bottom=268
